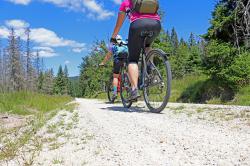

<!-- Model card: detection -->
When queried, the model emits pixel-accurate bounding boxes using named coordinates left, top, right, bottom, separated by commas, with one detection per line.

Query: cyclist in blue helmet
left=100, top=35, right=128, bottom=101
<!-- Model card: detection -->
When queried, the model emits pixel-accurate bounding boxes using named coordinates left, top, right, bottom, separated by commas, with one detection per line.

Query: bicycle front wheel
left=120, top=67, right=132, bottom=108
left=143, top=49, right=172, bottom=113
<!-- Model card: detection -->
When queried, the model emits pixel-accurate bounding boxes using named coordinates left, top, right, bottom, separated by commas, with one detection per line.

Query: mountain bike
left=106, top=73, right=121, bottom=103
left=101, top=52, right=127, bottom=104
left=120, top=31, right=172, bottom=113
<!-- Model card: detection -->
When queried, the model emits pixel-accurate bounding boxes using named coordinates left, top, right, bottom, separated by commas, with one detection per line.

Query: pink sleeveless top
left=119, top=0, right=161, bottom=23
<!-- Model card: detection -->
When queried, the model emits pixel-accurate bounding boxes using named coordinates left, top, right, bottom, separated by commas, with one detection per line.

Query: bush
left=202, top=40, right=237, bottom=78
left=202, top=40, right=250, bottom=90
left=224, top=52, right=250, bottom=89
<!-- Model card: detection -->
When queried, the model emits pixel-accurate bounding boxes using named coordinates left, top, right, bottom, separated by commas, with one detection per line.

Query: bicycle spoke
left=143, top=49, right=172, bottom=113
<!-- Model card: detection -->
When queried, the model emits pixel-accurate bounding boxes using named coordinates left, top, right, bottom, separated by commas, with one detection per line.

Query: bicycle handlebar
left=113, top=41, right=128, bottom=47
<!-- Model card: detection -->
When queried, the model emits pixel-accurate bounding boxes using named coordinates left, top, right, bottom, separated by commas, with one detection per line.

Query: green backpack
left=131, top=0, right=159, bottom=14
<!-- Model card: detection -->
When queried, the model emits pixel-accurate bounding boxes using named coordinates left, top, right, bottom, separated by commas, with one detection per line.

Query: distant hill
left=69, top=76, right=79, bottom=81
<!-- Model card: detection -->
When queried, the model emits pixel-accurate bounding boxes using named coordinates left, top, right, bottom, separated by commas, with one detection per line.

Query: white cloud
left=83, top=0, right=114, bottom=20
left=72, top=47, right=85, bottom=53
left=43, top=0, right=84, bottom=11
left=30, top=28, right=67, bottom=47
left=7, top=0, right=31, bottom=5
left=5, top=20, right=30, bottom=29
left=0, top=20, right=86, bottom=56
left=64, top=60, right=70, bottom=64
left=33, top=46, right=57, bottom=57
left=29, top=28, right=86, bottom=52
left=7, top=0, right=114, bottom=20
left=0, top=26, right=9, bottom=38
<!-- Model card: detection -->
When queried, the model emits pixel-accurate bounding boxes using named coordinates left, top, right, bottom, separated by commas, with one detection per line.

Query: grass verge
left=170, top=74, right=250, bottom=106
left=0, top=91, right=72, bottom=115
left=94, top=74, right=250, bottom=106
left=0, top=91, right=73, bottom=162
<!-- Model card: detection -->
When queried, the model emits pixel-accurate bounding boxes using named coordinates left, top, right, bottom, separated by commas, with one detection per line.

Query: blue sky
left=0, top=0, right=216, bottom=76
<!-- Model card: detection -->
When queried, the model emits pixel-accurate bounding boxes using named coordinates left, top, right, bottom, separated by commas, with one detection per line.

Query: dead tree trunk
left=234, top=0, right=250, bottom=49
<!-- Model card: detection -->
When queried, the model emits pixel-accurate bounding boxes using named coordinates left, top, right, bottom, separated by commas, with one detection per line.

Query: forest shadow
left=177, top=79, right=235, bottom=103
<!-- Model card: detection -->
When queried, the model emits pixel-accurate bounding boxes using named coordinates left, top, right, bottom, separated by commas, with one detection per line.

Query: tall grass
left=170, top=74, right=209, bottom=102
left=170, top=74, right=250, bottom=106
left=88, top=74, right=250, bottom=106
left=0, top=92, right=73, bottom=161
left=228, top=86, right=250, bottom=106
left=0, top=91, right=72, bottom=115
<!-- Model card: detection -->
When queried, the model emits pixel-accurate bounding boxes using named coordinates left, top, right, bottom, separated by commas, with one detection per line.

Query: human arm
left=111, top=12, right=126, bottom=39
left=99, top=51, right=112, bottom=66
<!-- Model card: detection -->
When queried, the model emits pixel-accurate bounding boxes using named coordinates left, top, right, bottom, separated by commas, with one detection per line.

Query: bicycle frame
left=118, top=34, right=164, bottom=90
left=138, top=37, right=147, bottom=90
left=119, top=32, right=172, bottom=112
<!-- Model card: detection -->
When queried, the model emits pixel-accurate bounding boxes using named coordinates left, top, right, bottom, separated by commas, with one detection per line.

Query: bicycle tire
left=107, top=75, right=114, bottom=103
left=143, top=49, right=172, bottom=113
left=120, top=67, right=132, bottom=108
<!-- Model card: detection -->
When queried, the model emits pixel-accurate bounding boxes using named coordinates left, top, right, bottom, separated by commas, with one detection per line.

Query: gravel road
left=3, top=98, right=250, bottom=166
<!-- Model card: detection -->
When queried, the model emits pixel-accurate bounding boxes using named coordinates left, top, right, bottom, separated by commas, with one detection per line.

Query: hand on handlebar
left=98, top=62, right=105, bottom=67
left=110, top=37, right=117, bottom=44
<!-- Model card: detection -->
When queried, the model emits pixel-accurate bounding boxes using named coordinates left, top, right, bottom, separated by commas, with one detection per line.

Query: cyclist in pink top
left=110, top=0, right=161, bottom=101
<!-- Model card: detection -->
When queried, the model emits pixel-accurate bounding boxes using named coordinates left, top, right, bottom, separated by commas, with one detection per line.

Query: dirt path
left=3, top=99, right=250, bottom=166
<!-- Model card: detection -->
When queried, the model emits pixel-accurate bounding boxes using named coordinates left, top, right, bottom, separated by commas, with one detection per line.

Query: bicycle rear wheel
left=120, top=67, right=132, bottom=108
left=143, top=49, right=172, bottom=113
left=107, top=75, right=114, bottom=103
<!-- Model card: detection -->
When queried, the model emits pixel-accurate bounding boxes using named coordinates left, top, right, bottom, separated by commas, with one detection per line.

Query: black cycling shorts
left=113, top=60, right=122, bottom=74
left=128, top=18, right=161, bottom=64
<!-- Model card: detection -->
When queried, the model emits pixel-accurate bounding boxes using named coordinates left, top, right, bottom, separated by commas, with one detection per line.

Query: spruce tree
left=8, top=29, right=24, bottom=91
left=205, top=0, right=249, bottom=48
left=2, top=48, right=10, bottom=92
left=54, top=65, right=66, bottom=95
left=37, top=71, right=44, bottom=92
left=43, top=69, right=54, bottom=94
left=188, top=33, right=196, bottom=47
left=63, top=65, right=70, bottom=94
left=25, top=28, right=34, bottom=91
left=170, top=28, right=179, bottom=53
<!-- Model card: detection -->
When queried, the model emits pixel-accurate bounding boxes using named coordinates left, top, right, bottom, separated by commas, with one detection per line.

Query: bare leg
left=128, top=63, right=139, bottom=90
left=113, top=74, right=119, bottom=87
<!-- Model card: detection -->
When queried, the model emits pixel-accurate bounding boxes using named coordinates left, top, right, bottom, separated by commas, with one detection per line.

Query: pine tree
left=205, top=0, right=249, bottom=48
left=153, top=30, right=172, bottom=54
left=165, top=30, right=171, bottom=43
left=34, top=50, right=40, bottom=76
left=40, top=58, right=45, bottom=73
left=37, top=71, right=44, bottom=92
left=54, top=65, right=67, bottom=95
left=25, top=28, right=36, bottom=91
left=8, top=29, right=24, bottom=91
left=63, top=65, right=70, bottom=94
left=2, top=48, right=10, bottom=91
left=43, top=69, right=54, bottom=94
left=171, top=42, right=191, bottom=78
left=34, top=50, right=41, bottom=91
left=170, top=28, right=179, bottom=53
left=180, top=38, right=186, bottom=46
left=188, top=33, right=196, bottom=47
